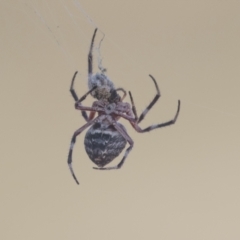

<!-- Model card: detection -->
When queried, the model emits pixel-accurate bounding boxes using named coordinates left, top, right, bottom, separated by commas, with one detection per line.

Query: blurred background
left=1, top=0, right=240, bottom=239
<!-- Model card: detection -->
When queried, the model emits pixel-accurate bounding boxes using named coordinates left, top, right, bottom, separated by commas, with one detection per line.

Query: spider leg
left=129, top=91, right=138, bottom=120
left=113, top=97, right=180, bottom=132
left=88, top=28, right=98, bottom=76
left=97, top=32, right=107, bottom=73
left=115, top=88, right=127, bottom=101
left=68, top=117, right=100, bottom=184
left=70, top=71, right=89, bottom=122
left=138, top=75, right=161, bottom=124
left=70, top=71, right=79, bottom=102
left=131, top=100, right=180, bottom=132
left=75, top=95, right=104, bottom=122
left=93, top=120, right=134, bottom=170
left=77, top=85, right=98, bottom=103
left=72, top=84, right=99, bottom=121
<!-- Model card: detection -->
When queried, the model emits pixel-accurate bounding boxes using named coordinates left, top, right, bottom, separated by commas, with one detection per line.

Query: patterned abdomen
left=84, top=123, right=127, bottom=168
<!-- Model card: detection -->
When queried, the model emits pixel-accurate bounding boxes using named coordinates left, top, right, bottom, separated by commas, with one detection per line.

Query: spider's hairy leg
left=138, top=75, right=161, bottom=124
left=97, top=32, right=107, bottom=73
left=132, top=100, right=181, bottom=132
left=74, top=85, right=98, bottom=121
left=93, top=120, right=134, bottom=170
left=70, top=71, right=79, bottom=102
left=129, top=91, right=138, bottom=120
left=114, top=92, right=180, bottom=132
left=68, top=117, right=99, bottom=185
left=77, top=85, right=98, bottom=103
left=88, top=28, right=98, bottom=76
left=115, top=88, right=127, bottom=101
left=70, top=71, right=89, bottom=122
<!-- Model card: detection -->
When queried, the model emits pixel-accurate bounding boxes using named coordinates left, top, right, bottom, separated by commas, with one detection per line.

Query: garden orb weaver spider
left=68, top=28, right=181, bottom=184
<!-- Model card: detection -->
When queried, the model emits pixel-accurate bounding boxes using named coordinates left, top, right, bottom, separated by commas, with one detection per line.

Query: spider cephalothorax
left=68, top=28, right=181, bottom=185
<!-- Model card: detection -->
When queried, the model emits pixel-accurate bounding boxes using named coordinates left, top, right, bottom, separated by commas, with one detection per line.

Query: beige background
left=1, top=0, right=240, bottom=239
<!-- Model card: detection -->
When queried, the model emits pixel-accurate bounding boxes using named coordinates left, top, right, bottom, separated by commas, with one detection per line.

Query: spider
left=68, top=28, right=181, bottom=185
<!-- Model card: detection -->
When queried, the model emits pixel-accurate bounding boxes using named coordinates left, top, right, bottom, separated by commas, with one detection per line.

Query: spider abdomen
left=84, top=122, right=127, bottom=168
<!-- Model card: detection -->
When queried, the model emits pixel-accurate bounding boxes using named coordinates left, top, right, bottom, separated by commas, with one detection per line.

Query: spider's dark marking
left=84, top=123, right=127, bottom=167
left=67, top=28, right=181, bottom=184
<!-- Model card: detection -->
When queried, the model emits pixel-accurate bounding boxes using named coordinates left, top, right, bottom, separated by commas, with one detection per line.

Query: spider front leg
left=128, top=75, right=180, bottom=132
left=132, top=100, right=180, bottom=132
left=88, top=28, right=98, bottom=76
left=70, top=71, right=89, bottom=122
left=93, top=118, right=134, bottom=170
left=70, top=28, right=98, bottom=122
left=116, top=88, right=127, bottom=101
left=72, top=76, right=99, bottom=122
left=115, top=96, right=180, bottom=132
left=129, top=91, right=138, bottom=120
left=68, top=117, right=100, bottom=184
left=137, top=75, right=161, bottom=123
